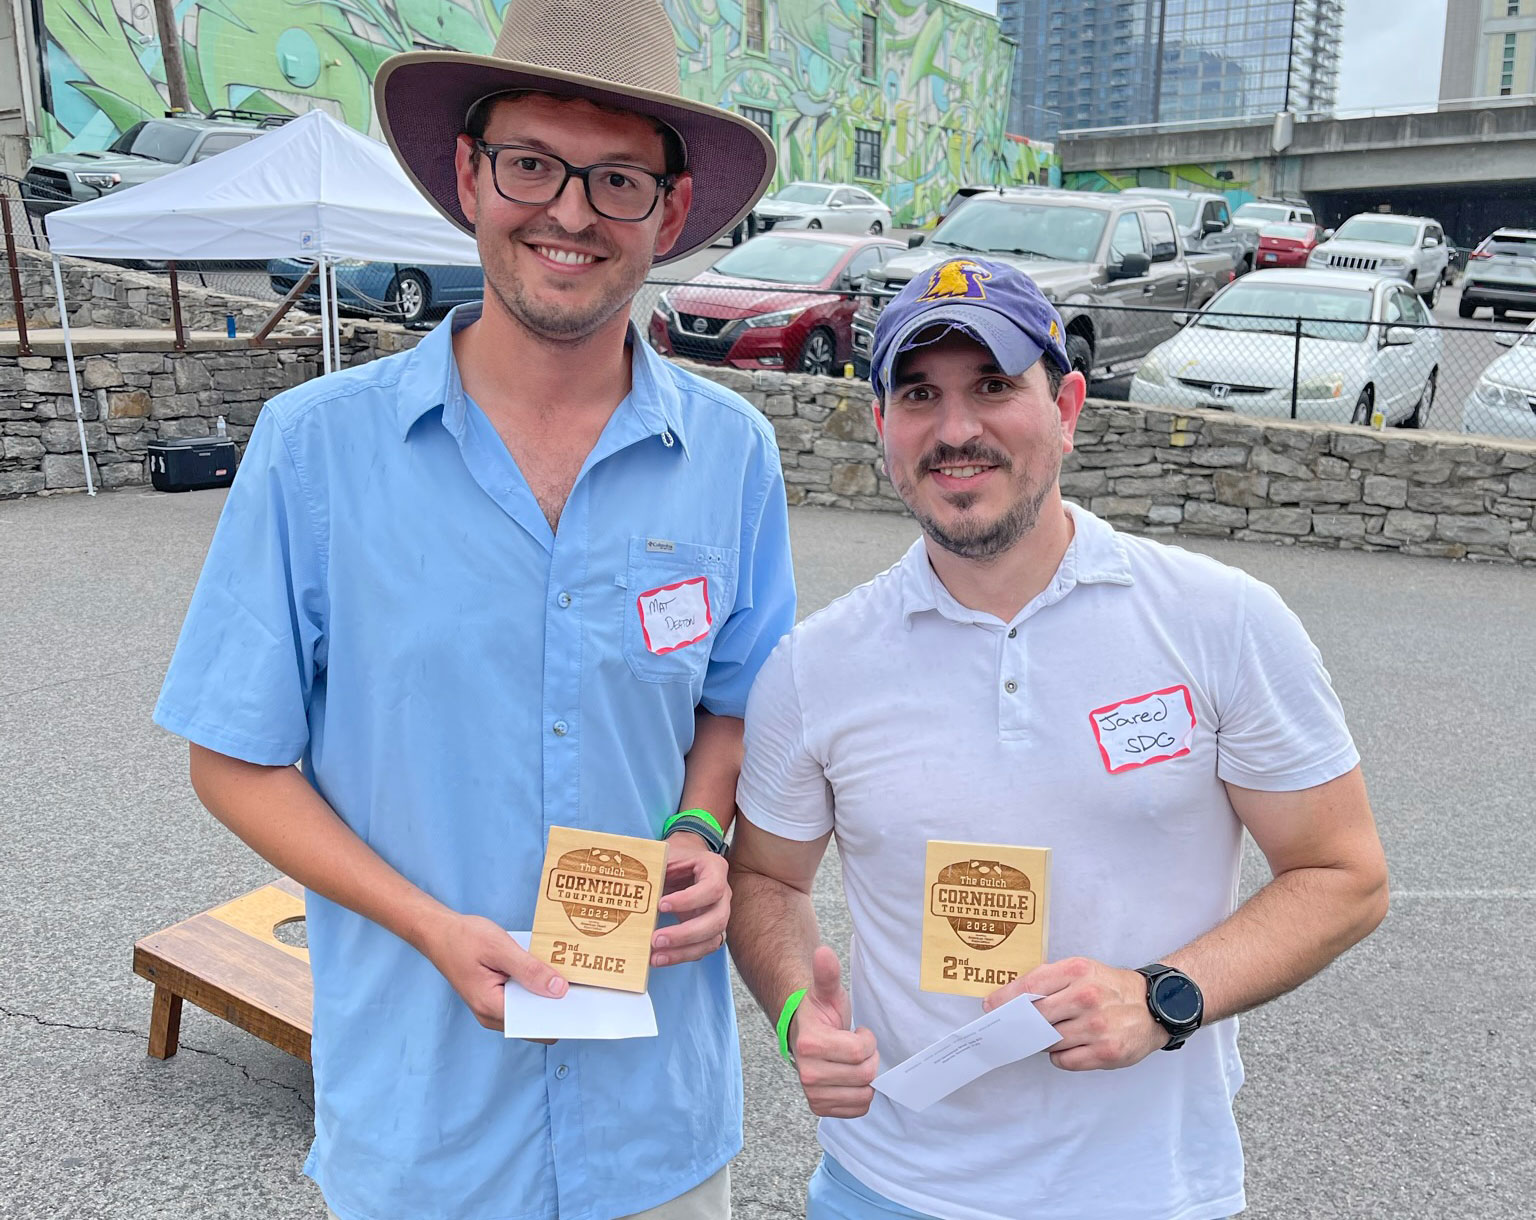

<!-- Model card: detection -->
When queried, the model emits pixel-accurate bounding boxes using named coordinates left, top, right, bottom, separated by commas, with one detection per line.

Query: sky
left=953, top=0, right=1450, bottom=113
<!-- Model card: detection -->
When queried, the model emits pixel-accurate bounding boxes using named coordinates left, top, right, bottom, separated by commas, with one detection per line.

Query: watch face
left=1153, top=974, right=1201, bottom=1025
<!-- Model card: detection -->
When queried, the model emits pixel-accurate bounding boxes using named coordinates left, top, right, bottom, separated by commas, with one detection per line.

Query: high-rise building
left=1000, top=0, right=1342, bottom=139
left=1440, top=0, right=1536, bottom=103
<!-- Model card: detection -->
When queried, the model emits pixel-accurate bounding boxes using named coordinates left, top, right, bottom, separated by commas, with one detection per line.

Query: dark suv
left=21, top=109, right=289, bottom=218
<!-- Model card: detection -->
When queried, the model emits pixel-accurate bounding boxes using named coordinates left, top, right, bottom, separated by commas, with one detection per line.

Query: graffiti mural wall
left=36, top=0, right=505, bottom=152
left=1063, top=166, right=1260, bottom=209
left=34, top=0, right=1053, bottom=227
left=664, top=0, right=1055, bottom=227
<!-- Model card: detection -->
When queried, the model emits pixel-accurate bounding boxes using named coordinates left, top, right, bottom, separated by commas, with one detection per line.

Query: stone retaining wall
left=0, top=326, right=408, bottom=496
left=3, top=333, right=1533, bottom=565
left=707, top=364, right=1536, bottom=565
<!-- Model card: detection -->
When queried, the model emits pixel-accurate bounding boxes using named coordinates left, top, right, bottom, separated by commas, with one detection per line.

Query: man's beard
left=480, top=225, right=651, bottom=343
left=890, top=438, right=1060, bottom=561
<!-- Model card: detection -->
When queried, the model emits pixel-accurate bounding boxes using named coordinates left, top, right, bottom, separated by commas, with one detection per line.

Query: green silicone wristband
left=777, top=987, right=809, bottom=1064
left=663, top=808, right=724, bottom=838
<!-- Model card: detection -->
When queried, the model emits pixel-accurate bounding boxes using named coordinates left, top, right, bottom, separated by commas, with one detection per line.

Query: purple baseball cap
left=869, top=257, right=1071, bottom=400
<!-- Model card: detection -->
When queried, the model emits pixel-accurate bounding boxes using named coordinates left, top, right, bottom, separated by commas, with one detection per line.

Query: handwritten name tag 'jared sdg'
left=637, top=577, right=712, bottom=655
left=1089, top=685, right=1196, bottom=774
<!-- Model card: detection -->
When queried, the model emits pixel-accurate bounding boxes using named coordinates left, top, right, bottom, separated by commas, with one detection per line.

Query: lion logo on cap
left=916, top=260, right=991, bottom=303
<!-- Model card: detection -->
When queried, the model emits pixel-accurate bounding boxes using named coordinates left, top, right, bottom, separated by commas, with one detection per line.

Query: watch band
left=662, top=812, right=728, bottom=855
left=1135, top=963, right=1203, bottom=1051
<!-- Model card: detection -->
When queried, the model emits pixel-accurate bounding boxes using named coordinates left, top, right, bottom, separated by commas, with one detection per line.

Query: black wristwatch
left=1135, top=964, right=1204, bottom=1051
left=663, top=813, right=728, bottom=856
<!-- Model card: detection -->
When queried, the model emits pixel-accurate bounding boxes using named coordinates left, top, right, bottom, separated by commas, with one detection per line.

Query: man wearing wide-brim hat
left=152, top=3, right=796, bottom=1218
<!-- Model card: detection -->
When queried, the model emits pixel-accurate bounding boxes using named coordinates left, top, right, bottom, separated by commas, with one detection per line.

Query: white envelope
left=502, top=931, right=658, bottom=1041
left=871, top=994, right=1057, bottom=1111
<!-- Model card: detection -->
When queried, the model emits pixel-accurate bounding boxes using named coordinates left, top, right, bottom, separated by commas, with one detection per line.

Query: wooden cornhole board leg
left=148, top=986, right=183, bottom=1059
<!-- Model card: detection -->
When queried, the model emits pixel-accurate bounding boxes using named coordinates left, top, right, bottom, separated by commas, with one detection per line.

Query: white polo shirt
left=738, top=503, right=1359, bottom=1220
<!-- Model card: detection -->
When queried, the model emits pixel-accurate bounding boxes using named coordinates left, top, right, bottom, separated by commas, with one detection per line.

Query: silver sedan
left=753, top=181, right=894, bottom=236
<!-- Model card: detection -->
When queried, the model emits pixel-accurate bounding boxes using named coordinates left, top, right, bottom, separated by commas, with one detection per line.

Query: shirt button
left=1004, top=680, right=1018, bottom=694
left=557, top=591, right=573, bottom=608
left=554, top=1064, right=570, bottom=1080
left=1008, top=627, right=1018, bottom=639
left=552, top=720, right=569, bottom=737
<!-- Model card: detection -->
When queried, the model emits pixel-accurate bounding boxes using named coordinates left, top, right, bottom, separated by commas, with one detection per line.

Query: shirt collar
left=898, top=501, right=1134, bottom=626
left=395, top=303, right=689, bottom=455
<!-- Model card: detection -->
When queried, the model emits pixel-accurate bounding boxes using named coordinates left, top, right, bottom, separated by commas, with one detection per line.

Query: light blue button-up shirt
left=154, top=305, right=796, bottom=1220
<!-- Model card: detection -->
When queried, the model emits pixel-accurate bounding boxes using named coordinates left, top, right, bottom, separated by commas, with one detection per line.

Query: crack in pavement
left=0, top=1002, right=314, bottom=1113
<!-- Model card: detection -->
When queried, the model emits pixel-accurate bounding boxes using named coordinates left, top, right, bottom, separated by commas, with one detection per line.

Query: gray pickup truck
left=1123, top=187, right=1258, bottom=276
left=851, top=189, right=1230, bottom=381
left=21, top=109, right=287, bottom=218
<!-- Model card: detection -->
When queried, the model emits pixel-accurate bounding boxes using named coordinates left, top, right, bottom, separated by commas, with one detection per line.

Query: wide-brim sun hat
left=374, top=0, right=777, bottom=265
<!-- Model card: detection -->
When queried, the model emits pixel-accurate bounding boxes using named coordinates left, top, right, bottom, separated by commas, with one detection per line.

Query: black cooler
left=147, top=436, right=239, bottom=493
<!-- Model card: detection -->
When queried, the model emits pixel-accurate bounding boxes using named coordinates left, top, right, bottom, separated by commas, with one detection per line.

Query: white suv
left=1307, top=214, right=1451, bottom=306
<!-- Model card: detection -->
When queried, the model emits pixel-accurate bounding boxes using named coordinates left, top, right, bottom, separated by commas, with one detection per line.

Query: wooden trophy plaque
left=529, top=826, right=670, bottom=993
left=920, top=840, right=1051, bottom=998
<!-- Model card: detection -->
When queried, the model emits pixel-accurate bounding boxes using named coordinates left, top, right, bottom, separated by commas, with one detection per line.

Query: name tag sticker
left=637, top=576, right=711, bottom=655
left=1089, top=685, right=1196, bottom=774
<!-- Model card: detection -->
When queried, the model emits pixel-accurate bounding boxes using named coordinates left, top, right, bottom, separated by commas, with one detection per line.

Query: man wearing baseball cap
left=153, top=2, right=796, bottom=1218
left=728, top=258, right=1387, bottom=1219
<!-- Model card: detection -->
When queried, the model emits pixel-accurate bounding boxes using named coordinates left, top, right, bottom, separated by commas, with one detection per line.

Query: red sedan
left=650, top=231, right=901, bottom=375
left=1256, top=222, right=1326, bottom=268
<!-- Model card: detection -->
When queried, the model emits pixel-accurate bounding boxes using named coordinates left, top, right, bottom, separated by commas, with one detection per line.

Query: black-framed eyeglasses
left=474, top=142, right=675, bottom=222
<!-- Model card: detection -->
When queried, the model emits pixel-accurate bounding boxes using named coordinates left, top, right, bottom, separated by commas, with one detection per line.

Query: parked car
left=1231, top=198, right=1316, bottom=232
left=935, top=183, right=1049, bottom=226
left=851, top=189, right=1231, bottom=380
left=1124, top=187, right=1258, bottom=276
left=1256, top=222, right=1327, bottom=268
left=1458, top=229, right=1536, bottom=320
left=1129, top=269, right=1441, bottom=427
left=1462, top=319, right=1536, bottom=438
left=1307, top=213, right=1450, bottom=306
left=267, top=258, right=482, bottom=324
left=21, top=109, right=287, bottom=218
left=649, top=230, right=900, bottom=374
left=753, top=182, right=894, bottom=235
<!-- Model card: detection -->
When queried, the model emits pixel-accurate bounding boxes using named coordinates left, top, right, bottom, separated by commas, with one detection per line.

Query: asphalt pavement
left=1, top=484, right=1532, bottom=1218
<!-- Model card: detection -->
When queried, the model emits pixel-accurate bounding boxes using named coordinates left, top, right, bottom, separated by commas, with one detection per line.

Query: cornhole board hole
left=132, top=877, right=312, bottom=1062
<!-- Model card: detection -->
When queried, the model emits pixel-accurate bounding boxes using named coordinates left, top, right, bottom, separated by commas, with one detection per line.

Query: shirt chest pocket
left=621, top=536, right=739, bottom=684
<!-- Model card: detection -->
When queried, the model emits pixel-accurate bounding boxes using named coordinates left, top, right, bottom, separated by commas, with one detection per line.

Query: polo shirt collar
left=898, top=500, right=1134, bottom=626
left=395, top=303, right=690, bottom=456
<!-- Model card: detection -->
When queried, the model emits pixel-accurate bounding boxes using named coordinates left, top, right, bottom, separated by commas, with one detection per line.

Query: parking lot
left=1, top=487, right=1532, bottom=1219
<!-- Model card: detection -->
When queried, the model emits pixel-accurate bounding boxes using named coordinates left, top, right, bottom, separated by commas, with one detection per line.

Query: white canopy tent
left=43, top=109, right=482, bottom=492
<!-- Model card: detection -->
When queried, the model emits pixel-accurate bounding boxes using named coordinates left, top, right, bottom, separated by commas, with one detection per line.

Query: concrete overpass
left=1058, top=102, right=1536, bottom=249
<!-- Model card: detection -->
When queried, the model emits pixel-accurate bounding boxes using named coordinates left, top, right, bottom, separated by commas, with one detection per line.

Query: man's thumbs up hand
left=788, top=946, right=880, bottom=1118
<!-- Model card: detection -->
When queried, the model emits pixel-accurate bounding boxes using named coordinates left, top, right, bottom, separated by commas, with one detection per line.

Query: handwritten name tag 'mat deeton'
left=1088, top=684, right=1197, bottom=774
left=637, top=576, right=712, bottom=655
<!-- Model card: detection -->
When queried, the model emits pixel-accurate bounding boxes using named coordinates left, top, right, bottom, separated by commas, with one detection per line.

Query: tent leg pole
left=330, top=262, right=342, bottom=370
left=317, top=256, right=332, bottom=375
left=51, top=254, right=95, bottom=497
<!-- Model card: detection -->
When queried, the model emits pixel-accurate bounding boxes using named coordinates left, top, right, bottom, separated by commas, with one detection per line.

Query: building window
left=854, top=128, right=881, bottom=179
left=740, top=104, right=774, bottom=137
left=744, top=0, right=765, bottom=53
left=861, top=12, right=878, bottom=80
left=1508, top=0, right=1519, bottom=14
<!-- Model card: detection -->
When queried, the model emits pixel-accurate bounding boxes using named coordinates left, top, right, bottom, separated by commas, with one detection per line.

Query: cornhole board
left=132, top=876, right=312, bottom=1062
